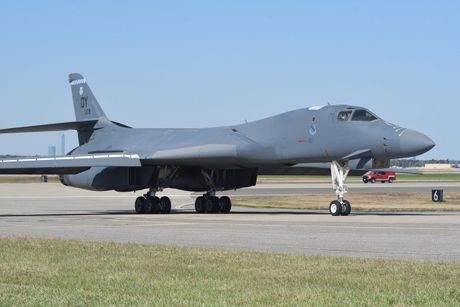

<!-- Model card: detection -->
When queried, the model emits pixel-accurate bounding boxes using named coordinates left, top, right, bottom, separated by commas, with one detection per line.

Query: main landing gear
left=133, top=187, right=232, bottom=214
left=329, top=161, right=352, bottom=216
left=195, top=193, right=232, bottom=214
left=194, top=170, right=232, bottom=214
left=134, top=189, right=171, bottom=214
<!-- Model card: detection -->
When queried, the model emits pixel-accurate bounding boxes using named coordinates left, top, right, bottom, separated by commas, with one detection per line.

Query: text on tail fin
left=69, top=73, right=107, bottom=121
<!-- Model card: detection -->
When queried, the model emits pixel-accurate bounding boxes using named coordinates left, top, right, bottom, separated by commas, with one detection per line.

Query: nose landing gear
left=329, top=161, right=352, bottom=216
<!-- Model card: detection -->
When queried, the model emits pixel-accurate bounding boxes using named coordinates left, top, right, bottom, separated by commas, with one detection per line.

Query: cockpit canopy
left=337, top=108, right=378, bottom=122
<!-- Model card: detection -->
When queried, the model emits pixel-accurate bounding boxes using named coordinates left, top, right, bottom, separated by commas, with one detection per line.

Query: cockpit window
left=337, top=111, right=352, bottom=121
left=351, top=109, right=378, bottom=121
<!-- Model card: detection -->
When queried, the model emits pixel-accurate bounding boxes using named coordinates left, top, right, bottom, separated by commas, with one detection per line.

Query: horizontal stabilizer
left=0, top=153, right=141, bottom=175
left=0, top=120, right=98, bottom=134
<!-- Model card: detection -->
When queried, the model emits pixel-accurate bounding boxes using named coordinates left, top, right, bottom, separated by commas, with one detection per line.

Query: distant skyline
left=0, top=1, right=458, bottom=159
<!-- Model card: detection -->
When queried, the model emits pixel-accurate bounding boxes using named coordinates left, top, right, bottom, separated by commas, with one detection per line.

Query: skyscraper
left=60, top=134, right=65, bottom=155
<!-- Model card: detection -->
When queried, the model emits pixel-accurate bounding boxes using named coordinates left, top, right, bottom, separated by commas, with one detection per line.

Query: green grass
left=0, top=238, right=459, bottom=306
left=234, top=192, right=460, bottom=212
left=257, top=173, right=460, bottom=183
left=397, top=173, right=460, bottom=181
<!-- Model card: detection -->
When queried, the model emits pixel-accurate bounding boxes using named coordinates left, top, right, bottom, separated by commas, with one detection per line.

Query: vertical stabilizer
left=69, top=73, right=107, bottom=121
left=69, top=73, right=110, bottom=145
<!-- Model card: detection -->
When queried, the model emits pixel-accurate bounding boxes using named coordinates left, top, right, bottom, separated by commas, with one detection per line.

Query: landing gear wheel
left=362, top=178, right=368, bottom=183
left=195, top=196, right=206, bottom=213
left=205, top=196, right=219, bottom=213
left=135, top=197, right=146, bottom=214
left=159, top=196, right=171, bottom=214
left=329, top=200, right=342, bottom=216
left=218, top=196, right=232, bottom=213
left=146, top=197, right=160, bottom=214
left=145, top=198, right=152, bottom=213
left=341, top=200, right=351, bottom=216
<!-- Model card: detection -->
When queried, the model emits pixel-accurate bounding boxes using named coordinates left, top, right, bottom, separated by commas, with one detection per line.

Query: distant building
left=48, top=146, right=56, bottom=157
left=60, top=134, right=66, bottom=155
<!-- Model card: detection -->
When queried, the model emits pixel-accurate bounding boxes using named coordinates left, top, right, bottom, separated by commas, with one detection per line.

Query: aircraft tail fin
left=69, top=73, right=108, bottom=121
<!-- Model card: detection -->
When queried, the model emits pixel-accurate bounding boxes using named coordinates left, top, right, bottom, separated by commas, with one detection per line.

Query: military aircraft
left=0, top=74, right=435, bottom=216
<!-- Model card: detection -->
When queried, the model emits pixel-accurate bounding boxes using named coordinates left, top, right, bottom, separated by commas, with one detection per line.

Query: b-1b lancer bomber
left=0, top=74, right=435, bottom=216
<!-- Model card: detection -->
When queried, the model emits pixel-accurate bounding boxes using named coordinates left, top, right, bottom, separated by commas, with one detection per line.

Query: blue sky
left=0, top=0, right=458, bottom=159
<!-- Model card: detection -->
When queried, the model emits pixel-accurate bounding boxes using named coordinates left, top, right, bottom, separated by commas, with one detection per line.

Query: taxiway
left=0, top=182, right=459, bottom=262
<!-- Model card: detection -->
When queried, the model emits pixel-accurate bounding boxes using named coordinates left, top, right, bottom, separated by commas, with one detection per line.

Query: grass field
left=235, top=192, right=460, bottom=211
left=398, top=173, right=460, bottom=181
left=0, top=238, right=459, bottom=306
left=257, top=173, right=460, bottom=183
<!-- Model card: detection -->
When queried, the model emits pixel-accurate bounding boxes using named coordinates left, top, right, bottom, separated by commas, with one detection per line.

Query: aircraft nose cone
left=400, top=129, right=435, bottom=156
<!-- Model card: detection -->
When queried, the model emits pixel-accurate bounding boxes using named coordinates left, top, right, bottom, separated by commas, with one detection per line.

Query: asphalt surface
left=1, top=182, right=459, bottom=262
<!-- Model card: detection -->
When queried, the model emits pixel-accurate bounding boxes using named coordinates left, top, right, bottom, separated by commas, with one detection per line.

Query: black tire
left=371, top=178, right=376, bottom=183
left=219, top=196, right=232, bottom=213
left=135, top=197, right=146, bottom=214
left=362, top=177, right=368, bottom=183
left=195, top=196, right=206, bottom=213
left=388, top=178, right=393, bottom=183
left=145, top=198, right=152, bottom=214
left=146, top=197, right=160, bottom=214
left=329, top=200, right=342, bottom=216
left=381, top=181, right=385, bottom=183
left=160, top=196, right=171, bottom=214
left=205, top=196, right=219, bottom=213
left=341, top=200, right=351, bottom=216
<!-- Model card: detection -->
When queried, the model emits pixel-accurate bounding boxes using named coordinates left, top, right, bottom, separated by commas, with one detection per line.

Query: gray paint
left=0, top=73, right=435, bottom=192
left=70, top=106, right=434, bottom=166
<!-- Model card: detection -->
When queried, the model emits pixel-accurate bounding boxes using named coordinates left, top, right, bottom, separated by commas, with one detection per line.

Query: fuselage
left=61, top=104, right=434, bottom=192
left=71, top=104, right=434, bottom=165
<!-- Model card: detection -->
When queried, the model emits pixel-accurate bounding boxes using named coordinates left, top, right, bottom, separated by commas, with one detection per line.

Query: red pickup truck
left=362, top=171, right=396, bottom=183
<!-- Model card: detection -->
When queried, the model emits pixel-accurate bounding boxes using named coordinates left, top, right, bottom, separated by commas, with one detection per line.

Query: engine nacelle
left=60, top=170, right=95, bottom=190
left=59, top=166, right=258, bottom=193
left=167, top=167, right=258, bottom=192
left=59, top=167, right=155, bottom=191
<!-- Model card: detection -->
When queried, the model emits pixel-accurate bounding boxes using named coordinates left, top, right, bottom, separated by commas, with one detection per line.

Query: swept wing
left=0, top=154, right=141, bottom=175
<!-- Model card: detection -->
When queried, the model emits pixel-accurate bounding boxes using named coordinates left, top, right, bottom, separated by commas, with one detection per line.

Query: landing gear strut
left=134, top=188, right=171, bottom=214
left=329, top=161, right=352, bottom=216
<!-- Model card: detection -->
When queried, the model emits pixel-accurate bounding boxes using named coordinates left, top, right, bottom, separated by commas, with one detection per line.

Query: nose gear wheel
left=329, top=161, right=352, bottom=216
